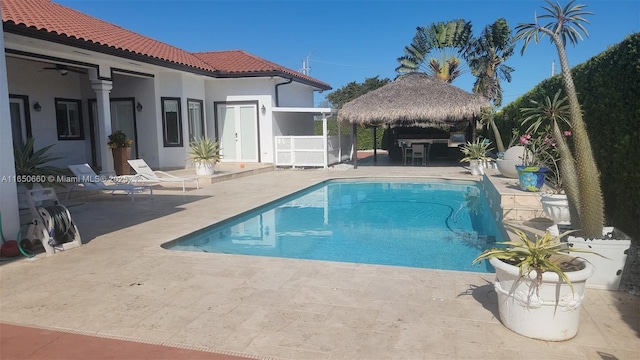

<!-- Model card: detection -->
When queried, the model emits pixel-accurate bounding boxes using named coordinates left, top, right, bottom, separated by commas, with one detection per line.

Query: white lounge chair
left=66, top=164, right=153, bottom=203
left=127, top=159, right=199, bottom=192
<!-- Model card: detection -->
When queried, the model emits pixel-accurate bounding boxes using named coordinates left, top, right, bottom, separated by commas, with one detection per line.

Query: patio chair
left=411, top=144, right=426, bottom=165
left=128, top=159, right=199, bottom=192
left=399, top=140, right=412, bottom=165
left=65, top=164, right=153, bottom=203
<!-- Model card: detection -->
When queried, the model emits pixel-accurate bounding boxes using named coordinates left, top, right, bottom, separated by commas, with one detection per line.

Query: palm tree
left=467, top=18, right=515, bottom=152
left=515, top=0, right=603, bottom=237
left=396, top=19, right=473, bottom=83
left=468, top=18, right=515, bottom=108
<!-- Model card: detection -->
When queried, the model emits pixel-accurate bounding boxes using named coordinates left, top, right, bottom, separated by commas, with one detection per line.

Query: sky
left=58, top=0, right=639, bottom=108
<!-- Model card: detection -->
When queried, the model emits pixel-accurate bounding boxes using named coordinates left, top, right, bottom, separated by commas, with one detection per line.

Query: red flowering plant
left=518, top=129, right=554, bottom=168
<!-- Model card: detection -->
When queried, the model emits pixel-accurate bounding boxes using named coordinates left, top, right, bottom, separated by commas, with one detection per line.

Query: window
left=187, top=99, right=204, bottom=143
left=161, top=97, right=183, bottom=147
left=9, top=95, right=32, bottom=147
left=55, top=98, right=84, bottom=140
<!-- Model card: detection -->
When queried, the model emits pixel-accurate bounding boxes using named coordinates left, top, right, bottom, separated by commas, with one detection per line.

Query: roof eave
left=3, top=22, right=217, bottom=78
left=215, top=70, right=332, bottom=91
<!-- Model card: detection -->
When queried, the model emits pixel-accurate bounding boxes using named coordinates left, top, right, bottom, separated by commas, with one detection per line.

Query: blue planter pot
left=516, top=165, right=549, bottom=192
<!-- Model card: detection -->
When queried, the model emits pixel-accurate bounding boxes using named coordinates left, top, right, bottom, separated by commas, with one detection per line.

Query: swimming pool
left=165, top=179, right=505, bottom=273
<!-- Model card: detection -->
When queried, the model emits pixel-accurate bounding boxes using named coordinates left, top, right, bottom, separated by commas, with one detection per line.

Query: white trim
left=272, top=107, right=336, bottom=115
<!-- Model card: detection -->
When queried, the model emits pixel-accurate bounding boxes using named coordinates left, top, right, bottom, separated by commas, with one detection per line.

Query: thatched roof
left=337, top=72, right=490, bottom=128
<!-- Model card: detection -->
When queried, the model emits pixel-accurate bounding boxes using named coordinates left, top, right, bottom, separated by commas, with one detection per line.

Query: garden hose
left=0, top=212, right=35, bottom=260
left=16, top=224, right=35, bottom=258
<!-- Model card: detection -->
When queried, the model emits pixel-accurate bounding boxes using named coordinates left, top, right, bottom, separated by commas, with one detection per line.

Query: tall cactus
left=515, top=0, right=604, bottom=237
left=521, top=92, right=581, bottom=228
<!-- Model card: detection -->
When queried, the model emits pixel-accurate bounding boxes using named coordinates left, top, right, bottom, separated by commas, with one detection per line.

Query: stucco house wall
left=1, top=0, right=332, bottom=241
left=7, top=57, right=89, bottom=167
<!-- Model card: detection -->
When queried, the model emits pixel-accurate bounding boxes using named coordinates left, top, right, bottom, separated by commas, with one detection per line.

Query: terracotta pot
left=112, top=147, right=131, bottom=175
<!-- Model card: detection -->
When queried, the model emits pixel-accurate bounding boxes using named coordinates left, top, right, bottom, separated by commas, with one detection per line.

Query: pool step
left=201, top=163, right=274, bottom=184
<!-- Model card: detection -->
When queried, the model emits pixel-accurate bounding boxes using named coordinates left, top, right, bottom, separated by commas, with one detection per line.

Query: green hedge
left=498, top=33, right=640, bottom=242
left=314, top=118, right=385, bottom=150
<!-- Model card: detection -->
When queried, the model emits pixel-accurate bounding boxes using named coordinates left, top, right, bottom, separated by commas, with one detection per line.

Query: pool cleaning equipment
left=23, top=187, right=81, bottom=255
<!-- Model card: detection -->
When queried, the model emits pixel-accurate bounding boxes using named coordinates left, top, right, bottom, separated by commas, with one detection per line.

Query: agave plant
left=459, top=138, right=493, bottom=162
left=515, top=0, right=603, bottom=237
left=14, top=137, right=63, bottom=189
left=188, top=137, right=222, bottom=164
left=473, top=228, right=600, bottom=294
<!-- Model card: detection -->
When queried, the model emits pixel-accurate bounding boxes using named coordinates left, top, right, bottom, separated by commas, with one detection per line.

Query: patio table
left=397, top=138, right=449, bottom=165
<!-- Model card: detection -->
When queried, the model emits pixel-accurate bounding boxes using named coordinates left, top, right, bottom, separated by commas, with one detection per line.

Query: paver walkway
left=1, top=159, right=638, bottom=359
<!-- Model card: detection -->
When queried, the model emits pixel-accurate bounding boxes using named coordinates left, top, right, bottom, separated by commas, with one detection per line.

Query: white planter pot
left=495, top=158, right=520, bottom=178
left=469, top=160, right=485, bottom=176
left=496, top=146, right=530, bottom=178
left=194, top=161, right=215, bottom=176
left=490, top=257, right=593, bottom=341
left=540, top=193, right=570, bottom=224
left=567, top=227, right=631, bottom=291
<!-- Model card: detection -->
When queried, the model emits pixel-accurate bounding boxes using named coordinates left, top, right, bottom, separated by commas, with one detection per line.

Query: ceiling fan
left=41, top=64, right=87, bottom=75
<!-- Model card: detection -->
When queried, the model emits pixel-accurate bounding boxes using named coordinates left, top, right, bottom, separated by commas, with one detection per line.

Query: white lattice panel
left=275, top=135, right=353, bottom=168
left=275, top=137, right=292, bottom=150
left=293, top=137, right=324, bottom=150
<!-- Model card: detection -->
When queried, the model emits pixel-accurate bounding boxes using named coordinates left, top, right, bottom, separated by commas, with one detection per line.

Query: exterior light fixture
left=261, top=104, right=266, bottom=115
left=136, top=102, right=143, bottom=112
left=33, top=102, right=42, bottom=112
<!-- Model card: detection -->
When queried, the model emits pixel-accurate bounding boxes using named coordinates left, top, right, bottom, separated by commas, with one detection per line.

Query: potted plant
left=473, top=228, right=598, bottom=341
left=515, top=0, right=632, bottom=291
left=521, top=92, right=572, bottom=227
left=188, top=137, right=221, bottom=176
left=513, top=131, right=553, bottom=192
left=14, top=137, right=64, bottom=209
left=107, top=130, right=133, bottom=176
left=459, top=138, right=493, bottom=176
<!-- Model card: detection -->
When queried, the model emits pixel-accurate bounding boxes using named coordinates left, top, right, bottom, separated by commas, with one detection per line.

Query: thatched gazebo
left=337, top=72, right=490, bottom=166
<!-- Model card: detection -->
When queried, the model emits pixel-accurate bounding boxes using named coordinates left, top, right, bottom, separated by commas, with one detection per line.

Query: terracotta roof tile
left=2, top=0, right=330, bottom=89
left=2, top=0, right=214, bottom=71
left=194, top=50, right=331, bottom=89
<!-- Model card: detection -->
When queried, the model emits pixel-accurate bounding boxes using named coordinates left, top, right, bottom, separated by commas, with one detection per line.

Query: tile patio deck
left=1, top=157, right=638, bottom=360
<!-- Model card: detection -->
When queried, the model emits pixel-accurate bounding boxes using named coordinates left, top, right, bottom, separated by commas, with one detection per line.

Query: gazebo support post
left=373, top=126, right=377, bottom=162
left=352, top=123, right=358, bottom=169
left=470, top=117, right=477, bottom=141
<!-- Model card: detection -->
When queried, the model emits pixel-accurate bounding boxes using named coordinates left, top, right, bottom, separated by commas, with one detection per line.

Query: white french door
left=216, top=102, right=259, bottom=162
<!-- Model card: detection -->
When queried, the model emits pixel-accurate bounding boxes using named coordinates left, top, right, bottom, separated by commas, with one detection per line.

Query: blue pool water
left=165, top=179, right=505, bottom=273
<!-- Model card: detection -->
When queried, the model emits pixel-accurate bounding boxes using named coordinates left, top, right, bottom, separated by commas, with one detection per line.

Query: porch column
left=91, top=80, right=114, bottom=176
left=337, top=117, right=342, bottom=162
left=322, top=114, right=328, bottom=169
left=0, top=17, right=20, bottom=239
